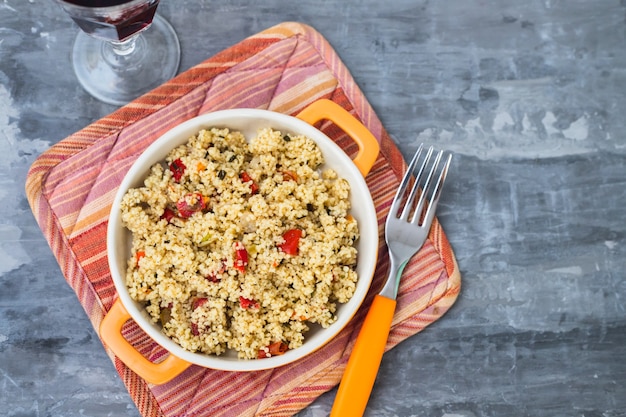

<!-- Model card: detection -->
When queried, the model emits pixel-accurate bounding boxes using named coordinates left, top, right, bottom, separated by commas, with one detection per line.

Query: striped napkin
left=26, top=22, right=460, bottom=417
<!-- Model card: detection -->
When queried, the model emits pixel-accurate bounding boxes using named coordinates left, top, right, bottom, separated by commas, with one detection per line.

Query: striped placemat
left=25, top=22, right=460, bottom=417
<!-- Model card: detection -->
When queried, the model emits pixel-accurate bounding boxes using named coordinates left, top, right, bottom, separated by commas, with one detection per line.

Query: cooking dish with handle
left=102, top=99, right=380, bottom=384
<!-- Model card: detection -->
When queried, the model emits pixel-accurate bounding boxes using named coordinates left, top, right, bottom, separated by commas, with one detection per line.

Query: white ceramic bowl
left=102, top=99, right=380, bottom=384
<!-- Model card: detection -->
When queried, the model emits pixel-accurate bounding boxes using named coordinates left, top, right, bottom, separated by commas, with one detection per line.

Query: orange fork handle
left=330, top=295, right=397, bottom=417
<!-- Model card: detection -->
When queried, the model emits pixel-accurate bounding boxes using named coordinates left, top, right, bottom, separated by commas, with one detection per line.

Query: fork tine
left=401, top=146, right=436, bottom=223
left=421, top=152, right=452, bottom=227
left=388, top=143, right=423, bottom=219
left=409, top=148, right=442, bottom=224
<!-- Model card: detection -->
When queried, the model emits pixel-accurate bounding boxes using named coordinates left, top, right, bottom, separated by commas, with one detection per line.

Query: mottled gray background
left=1, top=0, right=625, bottom=416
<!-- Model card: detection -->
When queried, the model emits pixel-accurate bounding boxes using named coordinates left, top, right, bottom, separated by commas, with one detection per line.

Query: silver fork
left=330, top=144, right=452, bottom=417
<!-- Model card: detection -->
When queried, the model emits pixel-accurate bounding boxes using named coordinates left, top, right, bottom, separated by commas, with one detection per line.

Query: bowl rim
left=106, top=107, right=379, bottom=371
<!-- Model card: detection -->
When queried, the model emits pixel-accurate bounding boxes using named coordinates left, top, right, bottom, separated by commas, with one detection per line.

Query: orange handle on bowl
left=100, top=299, right=191, bottom=385
left=296, top=99, right=379, bottom=177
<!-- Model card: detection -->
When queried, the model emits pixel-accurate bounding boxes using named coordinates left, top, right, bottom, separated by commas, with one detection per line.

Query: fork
left=330, top=144, right=452, bottom=417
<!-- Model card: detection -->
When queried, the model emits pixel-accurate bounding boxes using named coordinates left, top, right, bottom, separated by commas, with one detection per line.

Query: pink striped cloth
left=26, top=22, right=461, bottom=416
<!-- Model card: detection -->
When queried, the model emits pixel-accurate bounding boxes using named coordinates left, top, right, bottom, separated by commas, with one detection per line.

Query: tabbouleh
left=119, top=127, right=359, bottom=359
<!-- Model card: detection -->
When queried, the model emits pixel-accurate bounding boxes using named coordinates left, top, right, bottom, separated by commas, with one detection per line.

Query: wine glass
left=55, top=0, right=180, bottom=106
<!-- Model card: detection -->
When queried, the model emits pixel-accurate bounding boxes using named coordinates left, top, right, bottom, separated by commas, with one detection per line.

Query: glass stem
left=111, top=36, right=138, bottom=56
left=102, top=34, right=145, bottom=71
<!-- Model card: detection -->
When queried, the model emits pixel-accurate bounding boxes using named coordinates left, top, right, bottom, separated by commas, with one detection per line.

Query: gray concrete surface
left=1, top=1, right=625, bottom=416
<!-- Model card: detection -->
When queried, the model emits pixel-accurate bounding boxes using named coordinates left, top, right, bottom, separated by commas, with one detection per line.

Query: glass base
left=72, top=14, right=180, bottom=106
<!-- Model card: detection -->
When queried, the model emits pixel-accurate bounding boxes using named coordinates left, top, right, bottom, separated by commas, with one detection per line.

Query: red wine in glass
left=63, top=0, right=160, bottom=42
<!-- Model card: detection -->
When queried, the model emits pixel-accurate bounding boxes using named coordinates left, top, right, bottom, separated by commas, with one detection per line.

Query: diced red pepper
left=233, top=241, right=248, bottom=273
left=269, top=341, right=288, bottom=355
left=206, top=274, right=220, bottom=283
left=281, top=170, right=298, bottom=182
left=240, top=171, right=259, bottom=195
left=239, top=296, right=259, bottom=310
left=257, top=341, right=289, bottom=359
left=169, top=158, right=186, bottom=182
left=160, top=207, right=177, bottom=223
left=191, top=322, right=200, bottom=336
left=192, top=297, right=208, bottom=310
left=206, top=259, right=227, bottom=282
left=135, top=251, right=146, bottom=266
left=278, top=229, right=302, bottom=255
left=176, top=192, right=206, bottom=218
